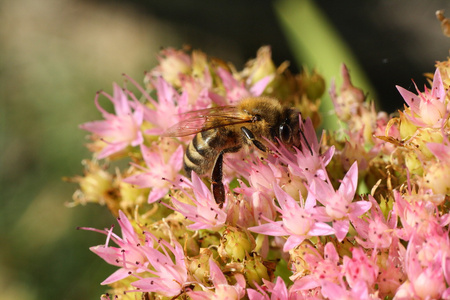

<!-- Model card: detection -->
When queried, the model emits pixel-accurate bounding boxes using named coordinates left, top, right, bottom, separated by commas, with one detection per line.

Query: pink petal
left=169, top=146, right=184, bottom=173
left=271, top=277, right=289, bottom=298
left=209, top=259, right=227, bottom=286
left=148, top=187, right=168, bottom=203
left=90, top=245, right=120, bottom=266
left=321, top=145, right=335, bottom=167
left=79, top=120, right=111, bottom=134
left=123, top=172, right=152, bottom=188
left=431, top=68, right=445, bottom=101
left=101, top=267, right=130, bottom=285
left=349, top=201, right=372, bottom=217
left=349, top=280, right=369, bottom=298
left=273, top=184, right=297, bottom=211
left=339, top=161, right=358, bottom=200
left=248, top=221, right=287, bottom=236
left=396, top=85, right=420, bottom=111
left=246, top=289, right=266, bottom=300
left=291, top=275, right=321, bottom=291
left=313, top=206, right=333, bottom=222
left=324, top=242, right=340, bottom=263
left=191, top=172, right=213, bottom=201
left=112, top=83, right=131, bottom=116
left=333, top=220, right=350, bottom=242
left=131, top=130, right=144, bottom=147
left=309, top=222, right=335, bottom=236
left=310, top=178, right=334, bottom=203
left=187, top=292, right=212, bottom=300
left=304, top=192, right=317, bottom=209
left=283, top=235, right=306, bottom=251
left=250, top=75, right=274, bottom=96
left=427, top=142, right=450, bottom=162
left=97, top=141, right=128, bottom=159
left=145, top=127, right=164, bottom=136
left=321, top=282, right=346, bottom=299
left=131, top=100, right=144, bottom=124
left=118, top=210, right=138, bottom=242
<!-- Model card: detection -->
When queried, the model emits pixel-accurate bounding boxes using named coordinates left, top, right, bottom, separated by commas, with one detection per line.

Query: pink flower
left=151, top=48, right=192, bottom=86
left=232, top=157, right=281, bottom=226
left=342, top=247, right=379, bottom=290
left=169, top=173, right=227, bottom=230
left=216, top=67, right=273, bottom=105
left=309, top=162, right=372, bottom=241
left=188, top=259, right=245, bottom=300
left=123, top=144, right=184, bottom=203
left=376, top=239, right=406, bottom=298
left=401, top=235, right=447, bottom=299
left=131, top=232, right=189, bottom=297
left=143, top=77, right=190, bottom=136
left=81, top=210, right=149, bottom=284
left=352, top=195, right=397, bottom=250
left=179, top=70, right=215, bottom=108
left=393, top=190, right=441, bottom=241
left=291, top=242, right=341, bottom=291
left=320, top=280, right=372, bottom=300
left=247, top=277, right=305, bottom=300
left=396, top=68, right=448, bottom=127
left=80, top=84, right=144, bottom=159
left=82, top=211, right=190, bottom=297
left=249, top=185, right=334, bottom=252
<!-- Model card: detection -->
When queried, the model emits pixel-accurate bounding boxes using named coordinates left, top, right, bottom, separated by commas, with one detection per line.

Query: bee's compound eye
left=279, top=124, right=292, bottom=144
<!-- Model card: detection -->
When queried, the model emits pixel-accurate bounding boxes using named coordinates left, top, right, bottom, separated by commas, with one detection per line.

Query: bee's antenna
left=300, top=128, right=314, bottom=156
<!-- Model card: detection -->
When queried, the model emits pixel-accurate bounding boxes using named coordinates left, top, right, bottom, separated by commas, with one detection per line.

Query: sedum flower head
left=72, top=46, right=450, bottom=299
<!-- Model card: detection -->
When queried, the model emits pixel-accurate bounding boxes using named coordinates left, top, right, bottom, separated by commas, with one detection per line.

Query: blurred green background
left=1, top=0, right=448, bottom=299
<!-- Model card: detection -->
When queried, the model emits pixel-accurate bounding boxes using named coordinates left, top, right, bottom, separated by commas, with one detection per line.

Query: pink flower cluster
left=73, top=47, right=450, bottom=299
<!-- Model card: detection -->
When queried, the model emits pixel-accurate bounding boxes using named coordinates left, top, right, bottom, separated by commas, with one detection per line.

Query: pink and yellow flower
left=80, top=84, right=144, bottom=159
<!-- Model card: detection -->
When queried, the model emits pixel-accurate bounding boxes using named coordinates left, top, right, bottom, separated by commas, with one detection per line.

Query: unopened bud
left=188, top=248, right=213, bottom=284
left=424, top=162, right=450, bottom=196
left=244, top=254, right=270, bottom=288
left=218, top=227, right=255, bottom=262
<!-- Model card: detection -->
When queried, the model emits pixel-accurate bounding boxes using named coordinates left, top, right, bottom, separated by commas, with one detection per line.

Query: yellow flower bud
left=300, top=68, right=326, bottom=101
left=423, top=162, right=450, bottom=196
left=244, top=254, right=270, bottom=288
left=218, top=227, right=255, bottom=262
left=398, top=110, right=417, bottom=140
left=404, top=151, right=423, bottom=176
left=188, top=248, right=213, bottom=284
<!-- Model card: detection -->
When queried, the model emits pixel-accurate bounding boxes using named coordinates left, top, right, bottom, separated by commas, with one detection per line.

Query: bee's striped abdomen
left=184, top=130, right=218, bottom=177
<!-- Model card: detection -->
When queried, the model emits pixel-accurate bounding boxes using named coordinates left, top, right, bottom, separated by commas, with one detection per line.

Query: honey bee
left=164, top=97, right=312, bottom=206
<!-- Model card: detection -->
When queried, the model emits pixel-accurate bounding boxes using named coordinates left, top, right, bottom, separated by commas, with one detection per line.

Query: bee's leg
left=211, top=151, right=225, bottom=207
left=241, top=126, right=266, bottom=152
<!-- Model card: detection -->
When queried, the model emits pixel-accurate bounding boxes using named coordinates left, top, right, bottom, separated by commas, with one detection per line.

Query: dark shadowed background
left=1, top=0, right=449, bottom=299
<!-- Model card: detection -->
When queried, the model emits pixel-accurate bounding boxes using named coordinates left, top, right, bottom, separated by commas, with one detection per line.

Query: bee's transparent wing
left=163, top=106, right=252, bottom=137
